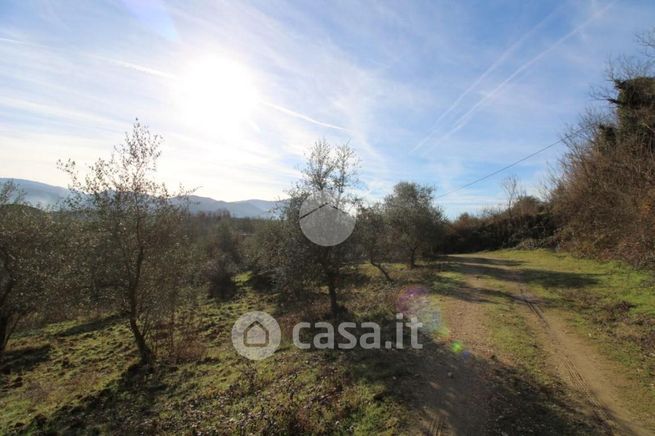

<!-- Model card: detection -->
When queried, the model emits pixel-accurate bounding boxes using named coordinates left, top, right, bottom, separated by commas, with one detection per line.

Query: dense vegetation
left=552, top=67, right=655, bottom=266
left=2, top=25, right=655, bottom=436
left=445, top=187, right=555, bottom=253
left=0, top=123, right=451, bottom=366
left=446, top=30, right=655, bottom=267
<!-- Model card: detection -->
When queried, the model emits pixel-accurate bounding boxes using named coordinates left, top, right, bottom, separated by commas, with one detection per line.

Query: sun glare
left=176, top=56, right=258, bottom=137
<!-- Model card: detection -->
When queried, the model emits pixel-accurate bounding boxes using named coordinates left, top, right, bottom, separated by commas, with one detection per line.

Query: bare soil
left=413, top=282, right=495, bottom=434
left=409, top=256, right=653, bottom=435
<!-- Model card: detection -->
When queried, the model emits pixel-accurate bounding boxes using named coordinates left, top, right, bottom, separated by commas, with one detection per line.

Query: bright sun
left=176, top=56, right=258, bottom=137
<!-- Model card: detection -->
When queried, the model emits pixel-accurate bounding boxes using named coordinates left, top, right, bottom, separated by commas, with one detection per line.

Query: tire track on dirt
left=516, top=285, right=650, bottom=435
left=517, top=288, right=615, bottom=433
left=457, top=256, right=651, bottom=435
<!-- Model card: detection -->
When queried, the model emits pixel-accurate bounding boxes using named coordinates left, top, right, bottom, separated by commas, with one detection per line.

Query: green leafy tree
left=0, top=182, right=67, bottom=361
left=383, top=182, right=444, bottom=268
left=259, top=141, right=359, bottom=318
left=61, top=121, right=190, bottom=364
left=356, top=203, right=393, bottom=282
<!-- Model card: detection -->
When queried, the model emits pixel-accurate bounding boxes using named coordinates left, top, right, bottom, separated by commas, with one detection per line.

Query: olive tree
left=0, top=182, right=67, bottom=361
left=383, top=182, right=444, bottom=268
left=355, top=203, right=393, bottom=282
left=260, top=141, right=359, bottom=318
left=60, top=121, right=189, bottom=364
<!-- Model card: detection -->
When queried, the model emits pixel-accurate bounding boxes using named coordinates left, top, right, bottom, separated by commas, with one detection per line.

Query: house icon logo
left=231, top=311, right=281, bottom=360
left=244, top=320, right=269, bottom=347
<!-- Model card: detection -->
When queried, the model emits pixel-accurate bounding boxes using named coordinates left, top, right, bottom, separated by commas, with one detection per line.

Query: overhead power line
left=434, top=128, right=583, bottom=200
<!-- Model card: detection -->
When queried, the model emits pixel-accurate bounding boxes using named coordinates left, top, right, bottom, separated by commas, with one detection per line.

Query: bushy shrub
left=205, top=254, right=238, bottom=299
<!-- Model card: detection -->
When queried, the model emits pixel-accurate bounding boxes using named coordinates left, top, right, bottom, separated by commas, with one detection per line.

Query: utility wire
left=434, top=128, right=583, bottom=200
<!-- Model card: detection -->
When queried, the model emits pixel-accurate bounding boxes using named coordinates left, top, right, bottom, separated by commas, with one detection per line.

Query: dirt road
left=410, top=255, right=653, bottom=435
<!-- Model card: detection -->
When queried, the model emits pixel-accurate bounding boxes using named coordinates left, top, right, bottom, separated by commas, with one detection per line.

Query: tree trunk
left=128, top=284, right=153, bottom=365
left=129, top=315, right=153, bottom=365
left=127, top=245, right=153, bottom=365
left=326, top=273, right=339, bottom=319
left=319, top=247, right=340, bottom=319
left=0, top=314, right=8, bottom=362
left=371, top=260, right=393, bottom=283
left=0, top=270, right=15, bottom=363
left=409, top=248, right=417, bottom=269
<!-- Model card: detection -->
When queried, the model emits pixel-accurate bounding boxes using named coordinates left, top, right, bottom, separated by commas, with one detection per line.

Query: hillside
left=0, top=178, right=282, bottom=218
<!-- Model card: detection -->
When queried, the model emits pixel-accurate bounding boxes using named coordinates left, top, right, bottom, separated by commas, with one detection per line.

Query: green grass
left=438, top=259, right=555, bottom=385
left=4, top=251, right=653, bottom=433
left=464, top=249, right=655, bottom=419
left=485, top=249, right=655, bottom=317
left=0, top=276, right=410, bottom=434
left=482, top=275, right=552, bottom=383
left=0, top=261, right=471, bottom=434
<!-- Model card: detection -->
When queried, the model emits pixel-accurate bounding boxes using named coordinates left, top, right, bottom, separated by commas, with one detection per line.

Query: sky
left=1, top=0, right=654, bottom=217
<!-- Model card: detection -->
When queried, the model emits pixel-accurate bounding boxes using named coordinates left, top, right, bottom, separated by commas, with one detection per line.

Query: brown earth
left=407, top=256, right=653, bottom=435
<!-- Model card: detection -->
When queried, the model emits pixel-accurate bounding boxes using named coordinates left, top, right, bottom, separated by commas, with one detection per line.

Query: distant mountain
left=176, top=195, right=283, bottom=218
left=0, top=178, right=71, bottom=208
left=0, top=178, right=282, bottom=218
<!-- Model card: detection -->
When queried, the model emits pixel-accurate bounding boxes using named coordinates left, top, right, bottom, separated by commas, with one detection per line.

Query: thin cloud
left=261, top=101, right=352, bottom=133
left=412, top=5, right=562, bottom=152
left=92, top=56, right=177, bottom=80
left=0, top=96, right=125, bottom=130
left=97, top=57, right=352, bottom=134
left=0, top=36, right=35, bottom=46
left=0, top=34, right=176, bottom=81
left=422, top=0, right=616, bottom=152
left=2, top=0, right=648, bottom=214
left=1, top=33, right=349, bottom=135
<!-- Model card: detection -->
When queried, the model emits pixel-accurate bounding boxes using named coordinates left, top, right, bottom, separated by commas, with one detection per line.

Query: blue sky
left=1, top=0, right=654, bottom=217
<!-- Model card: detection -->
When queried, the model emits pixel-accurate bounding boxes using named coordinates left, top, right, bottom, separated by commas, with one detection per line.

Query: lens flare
left=396, top=285, right=448, bottom=337
left=396, top=285, right=471, bottom=360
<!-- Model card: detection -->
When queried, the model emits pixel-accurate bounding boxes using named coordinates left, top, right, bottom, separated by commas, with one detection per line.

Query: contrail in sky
left=97, top=60, right=352, bottom=133
left=93, top=56, right=178, bottom=80
left=261, top=101, right=351, bottom=133
left=418, top=0, right=616, bottom=153
left=412, top=5, right=562, bottom=153
left=98, top=58, right=352, bottom=132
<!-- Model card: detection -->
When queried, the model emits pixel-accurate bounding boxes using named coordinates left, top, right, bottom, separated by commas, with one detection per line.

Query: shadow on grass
left=329, top=262, right=607, bottom=433
left=448, top=261, right=599, bottom=290
left=519, top=268, right=600, bottom=289
left=18, top=363, right=167, bottom=435
left=391, top=262, right=517, bottom=306
left=0, top=344, right=51, bottom=376
left=418, top=258, right=599, bottom=313
left=10, top=257, right=610, bottom=434
left=337, top=318, right=605, bottom=435
left=444, top=255, right=526, bottom=267
left=244, top=272, right=274, bottom=292
left=57, top=314, right=124, bottom=337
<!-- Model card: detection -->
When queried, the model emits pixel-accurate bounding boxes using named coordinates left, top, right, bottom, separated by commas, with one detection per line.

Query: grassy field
left=0, top=267, right=439, bottom=434
left=1, top=249, right=654, bottom=434
left=461, top=249, right=655, bottom=423
left=478, top=249, right=655, bottom=368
